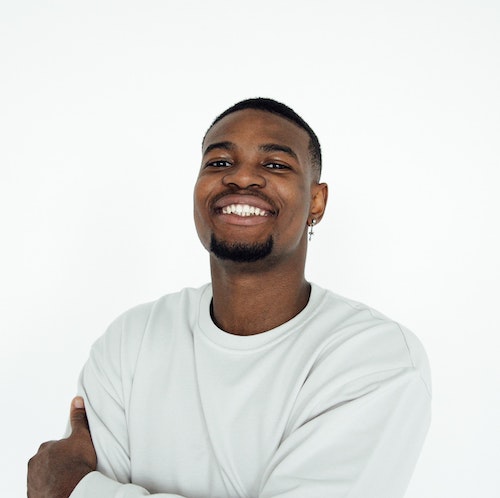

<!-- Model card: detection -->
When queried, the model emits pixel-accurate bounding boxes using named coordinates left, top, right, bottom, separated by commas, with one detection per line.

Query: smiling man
left=28, top=98, right=431, bottom=498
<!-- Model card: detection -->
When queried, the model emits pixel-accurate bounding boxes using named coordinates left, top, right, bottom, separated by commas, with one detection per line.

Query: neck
left=209, top=256, right=311, bottom=336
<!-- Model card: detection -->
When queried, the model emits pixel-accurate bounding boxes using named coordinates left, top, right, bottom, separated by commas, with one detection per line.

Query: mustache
left=209, top=188, right=279, bottom=213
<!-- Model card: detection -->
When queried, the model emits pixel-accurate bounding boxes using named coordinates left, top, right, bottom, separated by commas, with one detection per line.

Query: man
left=28, top=98, right=431, bottom=497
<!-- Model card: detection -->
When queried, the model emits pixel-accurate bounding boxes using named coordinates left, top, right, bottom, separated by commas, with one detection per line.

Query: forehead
left=203, top=109, right=310, bottom=158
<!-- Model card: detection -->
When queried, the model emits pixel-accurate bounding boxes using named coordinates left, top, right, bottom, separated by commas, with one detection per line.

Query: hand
left=27, top=397, right=97, bottom=498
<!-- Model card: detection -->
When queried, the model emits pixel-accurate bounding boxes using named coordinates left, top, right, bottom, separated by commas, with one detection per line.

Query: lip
left=217, top=212, right=271, bottom=226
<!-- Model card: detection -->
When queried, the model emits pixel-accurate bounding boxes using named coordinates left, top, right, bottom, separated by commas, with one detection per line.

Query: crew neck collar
left=196, top=283, right=325, bottom=351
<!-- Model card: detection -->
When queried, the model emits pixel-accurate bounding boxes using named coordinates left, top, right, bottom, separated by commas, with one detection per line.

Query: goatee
left=210, top=234, right=273, bottom=263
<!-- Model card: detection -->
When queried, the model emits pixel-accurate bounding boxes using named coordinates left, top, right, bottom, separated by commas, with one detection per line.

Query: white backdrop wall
left=1, top=1, right=499, bottom=496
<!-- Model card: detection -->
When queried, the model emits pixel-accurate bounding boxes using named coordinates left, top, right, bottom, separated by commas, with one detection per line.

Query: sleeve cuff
left=70, top=471, right=149, bottom=497
left=70, top=471, right=187, bottom=497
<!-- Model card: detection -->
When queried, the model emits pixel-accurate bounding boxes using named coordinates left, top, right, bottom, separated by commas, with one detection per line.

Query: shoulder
left=90, top=284, right=210, bottom=358
left=308, top=284, right=431, bottom=395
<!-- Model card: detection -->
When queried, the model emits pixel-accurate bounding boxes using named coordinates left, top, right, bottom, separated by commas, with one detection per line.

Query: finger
left=70, top=396, right=90, bottom=435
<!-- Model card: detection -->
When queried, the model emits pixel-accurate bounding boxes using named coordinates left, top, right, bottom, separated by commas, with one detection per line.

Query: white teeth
left=221, top=204, right=268, bottom=216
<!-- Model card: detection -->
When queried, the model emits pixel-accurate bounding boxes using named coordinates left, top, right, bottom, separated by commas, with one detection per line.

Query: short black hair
left=205, top=97, right=322, bottom=181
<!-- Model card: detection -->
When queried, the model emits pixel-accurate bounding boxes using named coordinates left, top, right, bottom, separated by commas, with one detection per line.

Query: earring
left=308, top=219, right=317, bottom=241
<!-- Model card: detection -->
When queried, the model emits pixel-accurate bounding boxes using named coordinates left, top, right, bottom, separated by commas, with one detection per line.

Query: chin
left=210, top=234, right=274, bottom=263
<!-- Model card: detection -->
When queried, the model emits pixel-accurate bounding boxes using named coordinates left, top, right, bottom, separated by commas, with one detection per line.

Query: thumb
left=70, top=396, right=90, bottom=435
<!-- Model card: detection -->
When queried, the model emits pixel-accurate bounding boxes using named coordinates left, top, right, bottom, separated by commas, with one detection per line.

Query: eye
left=264, top=162, right=290, bottom=170
left=205, top=160, right=232, bottom=168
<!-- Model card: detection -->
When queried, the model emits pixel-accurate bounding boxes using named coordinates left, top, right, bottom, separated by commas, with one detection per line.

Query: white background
left=1, top=1, right=499, bottom=496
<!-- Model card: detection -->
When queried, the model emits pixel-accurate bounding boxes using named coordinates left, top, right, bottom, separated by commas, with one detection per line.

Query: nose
left=222, top=162, right=266, bottom=189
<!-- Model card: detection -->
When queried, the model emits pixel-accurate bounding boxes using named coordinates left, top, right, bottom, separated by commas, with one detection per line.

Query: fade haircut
left=205, top=98, right=322, bottom=181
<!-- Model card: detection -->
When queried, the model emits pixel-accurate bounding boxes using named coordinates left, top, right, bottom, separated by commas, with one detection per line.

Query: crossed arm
left=28, top=375, right=431, bottom=498
left=28, top=309, right=431, bottom=498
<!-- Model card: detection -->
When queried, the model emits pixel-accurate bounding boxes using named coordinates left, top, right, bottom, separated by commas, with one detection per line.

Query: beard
left=210, top=234, right=273, bottom=263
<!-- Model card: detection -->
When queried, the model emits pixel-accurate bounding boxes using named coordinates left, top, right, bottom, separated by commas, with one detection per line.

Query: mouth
left=212, top=193, right=277, bottom=225
left=213, top=194, right=277, bottom=216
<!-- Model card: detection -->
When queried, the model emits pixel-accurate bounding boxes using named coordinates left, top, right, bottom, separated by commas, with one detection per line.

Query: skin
left=194, top=109, right=328, bottom=335
left=27, top=108, right=328, bottom=496
left=27, top=397, right=97, bottom=497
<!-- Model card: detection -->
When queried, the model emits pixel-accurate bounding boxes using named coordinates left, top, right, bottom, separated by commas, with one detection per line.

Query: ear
left=308, top=182, right=328, bottom=225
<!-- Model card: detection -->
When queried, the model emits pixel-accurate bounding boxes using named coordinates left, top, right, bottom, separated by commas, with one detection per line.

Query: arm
left=27, top=305, right=190, bottom=498
left=28, top=307, right=192, bottom=498
left=27, top=397, right=186, bottom=498
left=69, top=310, right=189, bottom=497
left=29, top=368, right=430, bottom=498
left=30, top=309, right=430, bottom=497
left=259, top=367, right=431, bottom=498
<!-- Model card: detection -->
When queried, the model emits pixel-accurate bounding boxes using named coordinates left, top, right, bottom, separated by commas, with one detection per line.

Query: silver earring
left=308, top=219, right=317, bottom=241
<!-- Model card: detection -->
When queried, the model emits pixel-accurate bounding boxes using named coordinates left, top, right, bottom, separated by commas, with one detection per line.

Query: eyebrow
left=203, top=141, right=235, bottom=156
left=259, top=143, right=298, bottom=161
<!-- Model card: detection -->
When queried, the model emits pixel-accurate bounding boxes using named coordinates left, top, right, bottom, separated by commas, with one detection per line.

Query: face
left=193, top=109, right=327, bottom=266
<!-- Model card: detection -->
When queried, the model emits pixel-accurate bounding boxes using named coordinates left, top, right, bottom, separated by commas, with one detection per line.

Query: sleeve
left=258, top=367, right=431, bottom=498
left=69, top=309, right=189, bottom=498
left=70, top=473, right=186, bottom=497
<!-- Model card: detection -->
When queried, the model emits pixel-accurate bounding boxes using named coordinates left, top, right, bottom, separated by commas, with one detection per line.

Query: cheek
left=193, top=208, right=211, bottom=251
left=193, top=179, right=211, bottom=238
left=278, top=184, right=311, bottom=223
left=193, top=177, right=210, bottom=213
